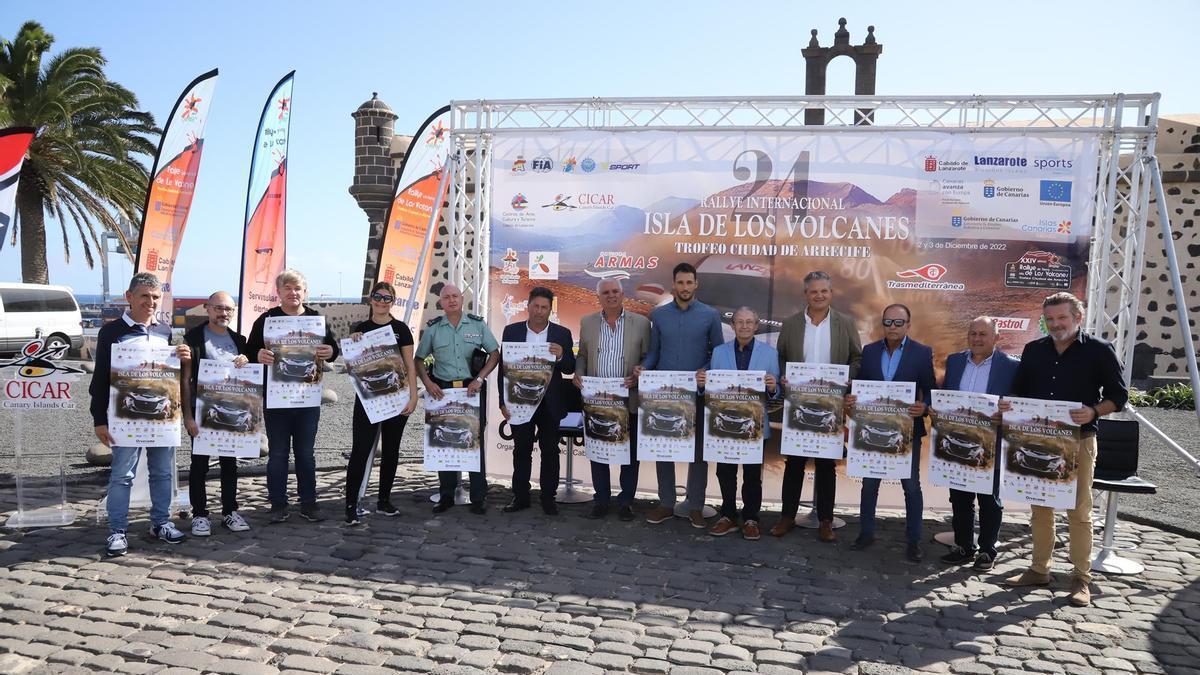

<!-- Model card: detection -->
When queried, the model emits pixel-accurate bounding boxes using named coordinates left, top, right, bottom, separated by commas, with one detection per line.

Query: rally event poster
left=581, top=376, right=630, bottom=465
left=929, top=389, right=1000, bottom=494
left=703, top=369, right=766, bottom=464
left=424, top=388, right=481, bottom=472
left=636, top=370, right=696, bottom=462
left=847, top=380, right=916, bottom=479
left=342, top=325, right=409, bottom=424
left=781, top=362, right=849, bottom=459
left=193, top=359, right=263, bottom=458
left=264, top=315, right=324, bottom=409
left=1000, top=396, right=1081, bottom=509
left=500, top=342, right=554, bottom=426
left=108, top=342, right=182, bottom=447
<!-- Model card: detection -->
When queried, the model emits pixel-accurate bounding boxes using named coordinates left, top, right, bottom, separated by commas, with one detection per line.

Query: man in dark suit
left=498, top=287, right=576, bottom=515
left=848, top=303, right=936, bottom=562
left=937, top=316, right=1020, bottom=571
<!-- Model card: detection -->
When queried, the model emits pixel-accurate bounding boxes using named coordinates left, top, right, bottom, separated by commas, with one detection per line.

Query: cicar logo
left=541, top=194, right=576, bottom=211
left=531, top=156, right=554, bottom=173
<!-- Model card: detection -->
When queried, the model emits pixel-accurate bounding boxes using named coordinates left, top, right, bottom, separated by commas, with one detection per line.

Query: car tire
left=44, top=334, right=70, bottom=360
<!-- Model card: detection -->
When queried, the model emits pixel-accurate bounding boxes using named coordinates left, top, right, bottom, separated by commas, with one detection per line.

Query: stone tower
left=349, top=93, right=398, bottom=300
left=802, top=18, right=882, bottom=125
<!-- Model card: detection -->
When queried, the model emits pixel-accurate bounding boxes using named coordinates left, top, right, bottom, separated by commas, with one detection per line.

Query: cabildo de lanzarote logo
left=886, top=263, right=966, bottom=291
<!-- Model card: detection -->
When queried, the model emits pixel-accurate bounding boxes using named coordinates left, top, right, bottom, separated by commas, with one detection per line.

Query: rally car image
left=1010, top=441, right=1070, bottom=479
left=585, top=411, right=625, bottom=442
left=276, top=353, right=317, bottom=381
left=359, top=366, right=400, bottom=396
left=709, top=402, right=757, bottom=439
left=789, top=396, right=838, bottom=432
left=120, top=386, right=173, bottom=419
left=203, top=399, right=255, bottom=433
left=643, top=404, right=688, bottom=437
left=938, top=428, right=988, bottom=466
left=507, top=374, right=547, bottom=405
left=855, top=415, right=906, bottom=453
left=429, top=416, right=475, bottom=448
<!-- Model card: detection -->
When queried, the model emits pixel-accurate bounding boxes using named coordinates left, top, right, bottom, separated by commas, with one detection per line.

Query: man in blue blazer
left=705, top=308, right=781, bottom=541
left=497, top=287, right=576, bottom=515
left=849, top=303, right=936, bottom=562
left=938, top=317, right=1020, bottom=571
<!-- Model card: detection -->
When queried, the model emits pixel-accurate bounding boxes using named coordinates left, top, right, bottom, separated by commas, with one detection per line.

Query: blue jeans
left=108, top=445, right=175, bottom=533
left=265, top=407, right=320, bottom=507
left=858, top=450, right=924, bottom=545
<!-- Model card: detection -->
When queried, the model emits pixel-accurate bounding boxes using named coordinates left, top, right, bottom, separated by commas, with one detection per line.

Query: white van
left=0, top=283, right=84, bottom=358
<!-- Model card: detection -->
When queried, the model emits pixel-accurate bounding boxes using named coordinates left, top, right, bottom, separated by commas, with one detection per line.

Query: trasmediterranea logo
left=886, top=263, right=965, bottom=291
left=1039, top=180, right=1072, bottom=205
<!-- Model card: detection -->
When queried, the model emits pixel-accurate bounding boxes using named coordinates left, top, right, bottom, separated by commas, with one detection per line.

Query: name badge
left=464, top=332, right=481, bottom=341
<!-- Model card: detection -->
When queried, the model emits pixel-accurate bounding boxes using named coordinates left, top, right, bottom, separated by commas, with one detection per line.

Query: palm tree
left=0, top=20, right=159, bottom=284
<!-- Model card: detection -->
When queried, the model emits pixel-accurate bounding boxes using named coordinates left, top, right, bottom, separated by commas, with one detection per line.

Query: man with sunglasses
left=181, top=291, right=253, bottom=536
left=846, top=303, right=936, bottom=562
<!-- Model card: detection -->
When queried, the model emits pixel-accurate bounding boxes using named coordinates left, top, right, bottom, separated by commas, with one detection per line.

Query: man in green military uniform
left=415, top=284, right=501, bottom=514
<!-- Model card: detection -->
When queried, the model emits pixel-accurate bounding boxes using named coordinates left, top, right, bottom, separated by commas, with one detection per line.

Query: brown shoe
left=818, top=519, right=836, bottom=543
left=645, top=506, right=674, bottom=524
left=1068, top=576, right=1091, bottom=607
left=769, top=518, right=795, bottom=538
left=709, top=516, right=737, bottom=536
left=742, top=520, right=761, bottom=540
left=688, top=510, right=707, bottom=529
left=1005, top=569, right=1051, bottom=587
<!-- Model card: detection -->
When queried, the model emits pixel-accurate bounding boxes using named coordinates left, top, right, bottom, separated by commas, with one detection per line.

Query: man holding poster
left=1002, top=292, right=1127, bottom=607
left=498, top=287, right=575, bottom=516
left=847, top=304, right=935, bottom=562
left=90, top=273, right=191, bottom=556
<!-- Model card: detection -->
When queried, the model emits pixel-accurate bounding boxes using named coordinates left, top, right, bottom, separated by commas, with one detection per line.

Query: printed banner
left=0, top=127, right=36, bottom=252
left=581, top=376, right=630, bottom=465
left=374, top=106, right=451, bottom=325
left=703, top=369, right=766, bottom=464
left=636, top=370, right=697, bottom=462
left=342, top=325, right=409, bottom=424
left=193, top=359, right=263, bottom=457
left=108, top=342, right=181, bottom=447
left=929, top=389, right=1000, bottom=494
left=847, top=380, right=916, bottom=479
left=264, top=315, right=324, bottom=409
left=501, top=341, right=554, bottom=425
left=1000, top=396, right=1081, bottom=509
left=424, top=388, right=481, bottom=472
left=133, top=70, right=219, bottom=322
left=781, top=362, right=849, bottom=459
left=239, top=72, right=294, bottom=333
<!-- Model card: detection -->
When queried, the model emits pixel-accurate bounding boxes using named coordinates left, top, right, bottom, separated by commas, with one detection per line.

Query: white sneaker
left=105, top=532, right=128, bottom=557
left=191, top=516, right=212, bottom=537
left=222, top=512, right=250, bottom=532
left=152, top=522, right=186, bottom=544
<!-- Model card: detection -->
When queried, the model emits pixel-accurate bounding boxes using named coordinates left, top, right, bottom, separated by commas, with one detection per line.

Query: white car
left=0, top=283, right=83, bottom=359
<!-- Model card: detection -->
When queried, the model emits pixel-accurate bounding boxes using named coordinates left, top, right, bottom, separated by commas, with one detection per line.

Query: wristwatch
left=1090, top=404, right=1101, bottom=421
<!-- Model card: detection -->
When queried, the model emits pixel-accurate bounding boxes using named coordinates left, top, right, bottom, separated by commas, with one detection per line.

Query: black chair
left=1091, top=417, right=1156, bottom=575
left=555, top=379, right=591, bottom=503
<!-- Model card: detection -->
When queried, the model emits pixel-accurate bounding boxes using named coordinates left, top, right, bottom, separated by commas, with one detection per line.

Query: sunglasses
left=882, top=318, right=908, bottom=327
left=371, top=293, right=395, bottom=303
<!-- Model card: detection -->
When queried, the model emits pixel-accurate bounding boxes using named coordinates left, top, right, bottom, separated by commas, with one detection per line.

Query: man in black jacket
left=497, top=287, right=576, bottom=515
left=181, top=291, right=252, bottom=536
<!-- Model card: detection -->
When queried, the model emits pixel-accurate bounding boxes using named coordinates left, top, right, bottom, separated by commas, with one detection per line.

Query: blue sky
left=2, top=1, right=1196, bottom=299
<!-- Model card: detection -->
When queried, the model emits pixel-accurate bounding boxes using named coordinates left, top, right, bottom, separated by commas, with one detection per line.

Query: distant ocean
left=73, top=293, right=363, bottom=305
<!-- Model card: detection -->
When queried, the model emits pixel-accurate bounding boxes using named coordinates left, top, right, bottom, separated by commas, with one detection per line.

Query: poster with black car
left=500, top=341, right=554, bottom=426
left=847, top=380, right=915, bottom=479
left=193, top=359, right=264, bottom=458
left=581, top=376, right=630, bottom=465
left=108, top=342, right=181, bottom=447
left=1000, top=396, right=1080, bottom=509
left=636, top=370, right=696, bottom=462
left=423, top=388, right=481, bottom=472
left=781, top=362, right=849, bottom=460
left=264, top=315, right=324, bottom=409
left=342, top=325, right=409, bottom=424
left=929, top=389, right=1000, bottom=494
left=702, top=369, right=766, bottom=464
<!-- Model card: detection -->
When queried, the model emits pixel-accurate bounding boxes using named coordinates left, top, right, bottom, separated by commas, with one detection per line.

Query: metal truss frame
left=445, top=94, right=1161, bottom=381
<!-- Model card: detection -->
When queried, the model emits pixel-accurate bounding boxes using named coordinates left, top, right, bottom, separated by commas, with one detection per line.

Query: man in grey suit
left=771, top=271, right=863, bottom=543
left=574, top=278, right=651, bottom=521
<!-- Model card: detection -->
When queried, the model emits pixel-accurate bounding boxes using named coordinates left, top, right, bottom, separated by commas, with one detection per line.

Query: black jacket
left=88, top=317, right=174, bottom=428
left=497, top=321, right=576, bottom=421
left=246, top=305, right=341, bottom=366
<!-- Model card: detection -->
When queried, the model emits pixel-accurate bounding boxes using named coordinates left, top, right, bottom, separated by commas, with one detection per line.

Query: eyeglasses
left=882, top=318, right=908, bottom=327
left=208, top=305, right=236, bottom=313
left=371, top=293, right=395, bottom=303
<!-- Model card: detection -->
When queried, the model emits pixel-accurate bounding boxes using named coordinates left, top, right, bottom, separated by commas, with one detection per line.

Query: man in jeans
left=90, top=272, right=192, bottom=556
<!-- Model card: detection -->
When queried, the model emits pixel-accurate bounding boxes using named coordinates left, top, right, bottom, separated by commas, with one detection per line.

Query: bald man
left=181, top=291, right=253, bottom=537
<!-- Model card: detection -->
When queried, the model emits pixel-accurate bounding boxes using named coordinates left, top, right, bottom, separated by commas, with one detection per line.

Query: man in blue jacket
left=937, top=317, right=1019, bottom=571
left=848, top=303, right=936, bottom=562
left=497, top=287, right=576, bottom=515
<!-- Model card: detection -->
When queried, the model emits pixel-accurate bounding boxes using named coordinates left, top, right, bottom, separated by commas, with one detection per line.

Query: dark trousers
left=591, top=412, right=639, bottom=506
left=949, top=488, right=1003, bottom=557
left=716, top=462, right=762, bottom=522
left=510, top=399, right=561, bottom=505
left=188, top=452, right=238, bottom=518
left=780, top=455, right=837, bottom=521
left=346, top=400, right=410, bottom=508
left=435, top=379, right=488, bottom=505
left=265, top=407, right=320, bottom=507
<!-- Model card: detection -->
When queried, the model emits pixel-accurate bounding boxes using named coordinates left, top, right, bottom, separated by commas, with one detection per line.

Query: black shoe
left=432, top=499, right=453, bottom=514
left=469, top=502, right=487, bottom=515
left=585, top=504, right=609, bottom=520
left=940, top=545, right=976, bottom=565
left=345, top=506, right=361, bottom=526
left=502, top=500, right=530, bottom=513
left=618, top=505, right=635, bottom=521
left=973, top=551, right=996, bottom=571
left=299, top=504, right=324, bottom=523
left=542, top=501, right=559, bottom=516
left=269, top=504, right=290, bottom=524
left=849, top=535, right=875, bottom=551
left=906, top=543, right=925, bottom=562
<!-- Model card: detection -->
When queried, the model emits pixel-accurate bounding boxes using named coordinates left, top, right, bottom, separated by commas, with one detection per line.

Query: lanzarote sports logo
left=886, top=264, right=965, bottom=291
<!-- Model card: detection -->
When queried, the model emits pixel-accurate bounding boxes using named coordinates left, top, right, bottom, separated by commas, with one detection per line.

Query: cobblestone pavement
left=1, top=465, right=1197, bottom=675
